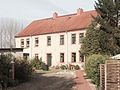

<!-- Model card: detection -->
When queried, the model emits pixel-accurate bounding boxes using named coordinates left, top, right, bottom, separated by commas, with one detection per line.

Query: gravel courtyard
left=7, top=70, right=77, bottom=90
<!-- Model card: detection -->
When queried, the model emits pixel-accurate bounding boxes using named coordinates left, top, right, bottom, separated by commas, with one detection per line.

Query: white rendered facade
left=15, top=29, right=86, bottom=67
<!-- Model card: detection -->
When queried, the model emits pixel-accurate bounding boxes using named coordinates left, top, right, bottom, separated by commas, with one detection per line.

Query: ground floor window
left=23, top=53, right=29, bottom=60
left=80, top=55, right=84, bottom=62
left=71, top=52, right=76, bottom=62
left=60, top=53, right=64, bottom=63
left=79, top=51, right=84, bottom=62
left=35, top=54, right=39, bottom=59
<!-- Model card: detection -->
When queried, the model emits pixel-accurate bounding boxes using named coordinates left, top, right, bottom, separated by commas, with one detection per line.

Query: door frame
left=46, top=53, right=52, bottom=66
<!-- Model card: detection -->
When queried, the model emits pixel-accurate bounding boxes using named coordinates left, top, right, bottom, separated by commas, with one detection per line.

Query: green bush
left=74, top=65, right=80, bottom=70
left=60, top=64, right=80, bottom=70
left=85, top=54, right=109, bottom=86
left=30, top=58, right=42, bottom=70
left=60, top=65, right=67, bottom=70
left=0, top=54, right=33, bottom=87
left=68, top=64, right=74, bottom=70
left=14, top=59, right=33, bottom=83
left=55, top=65, right=60, bottom=69
left=0, top=54, right=12, bottom=85
left=41, top=62, right=49, bottom=71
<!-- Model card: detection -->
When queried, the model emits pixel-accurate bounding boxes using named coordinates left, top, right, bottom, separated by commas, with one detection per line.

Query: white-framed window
left=26, top=38, right=30, bottom=48
left=71, top=34, right=76, bottom=44
left=79, top=33, right=84, bottom=43
left=47, top=36, right=51, bottom=46
left=71, top=52, right=76, bottom=62
left=35, top=53, right=39, bottom=59
left=60, top=35, right=64, bottom=45
left=60, top=53, right=64, bottom=63
left=79, top=51, right=84, bottom=62
left=21, top=39, right=24, bottom=48
left=35, top=37, right=39, bottom=47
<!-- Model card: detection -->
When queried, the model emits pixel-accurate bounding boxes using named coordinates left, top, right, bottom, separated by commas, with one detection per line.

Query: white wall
left=15, top=29, right=86, bottom=66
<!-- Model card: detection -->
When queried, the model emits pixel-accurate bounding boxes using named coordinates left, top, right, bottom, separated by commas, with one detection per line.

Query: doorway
left=47, top=53, right=52, bottom=66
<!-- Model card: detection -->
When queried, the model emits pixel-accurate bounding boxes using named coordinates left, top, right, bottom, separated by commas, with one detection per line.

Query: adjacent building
left=0, top=48, right=23, bottom=58
left=15, top=9, right=97, bottom=67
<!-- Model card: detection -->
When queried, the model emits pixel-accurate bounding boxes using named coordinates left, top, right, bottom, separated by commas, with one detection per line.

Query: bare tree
left=0, top=18, right=23, bottom=48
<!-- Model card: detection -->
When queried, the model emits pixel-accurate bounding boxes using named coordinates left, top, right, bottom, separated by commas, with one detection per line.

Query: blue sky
left=0, top=0, right=96, bottom=24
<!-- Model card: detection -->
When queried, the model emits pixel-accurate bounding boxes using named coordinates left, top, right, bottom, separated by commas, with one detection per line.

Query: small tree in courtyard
left=94, top=0, right=120, bottom=55
left=81, top=0, right=120, bottom=56
left=81, top=22, right=110, bottom=56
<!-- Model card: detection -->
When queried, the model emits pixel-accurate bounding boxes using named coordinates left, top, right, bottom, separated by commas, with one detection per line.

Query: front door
left=47, top=54, right=52, bottom=66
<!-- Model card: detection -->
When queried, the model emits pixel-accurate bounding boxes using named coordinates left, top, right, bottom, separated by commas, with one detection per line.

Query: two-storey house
left=15, top=9, right=97, bottom=67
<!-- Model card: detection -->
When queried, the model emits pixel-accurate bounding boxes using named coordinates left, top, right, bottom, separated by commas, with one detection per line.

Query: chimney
left=53, top=12, right=58, bottom=19
left=77, top=8, right=83, bottom=15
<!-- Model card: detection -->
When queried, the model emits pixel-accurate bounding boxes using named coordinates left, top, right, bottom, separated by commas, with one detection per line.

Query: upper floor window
left=71, top=52, right=76, bottom=62
left=71, top=34, right=76, bottom=44
left=26, top=38, right=30, bottom=48
left=60, top=53, right=64, bottom=63
left=60, top=35, right=64, bottom=45
left=35, top=53, right=39, bottom=59
left=47, top=36, right=51, bottom=46
left=21, top=39, right=24, bottom=48
left=35, top=37, right=39, bottom=47
left=79, top=33, right=84, bottom=43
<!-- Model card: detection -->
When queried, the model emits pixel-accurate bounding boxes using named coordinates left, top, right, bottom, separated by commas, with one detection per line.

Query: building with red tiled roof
left=15, top=9, right=97, bottom=67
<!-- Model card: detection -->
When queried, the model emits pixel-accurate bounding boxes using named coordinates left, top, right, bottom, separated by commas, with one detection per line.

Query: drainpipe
left=66, top=30, right=68, bottom=65
left=30, top=35, right=32, bottom=59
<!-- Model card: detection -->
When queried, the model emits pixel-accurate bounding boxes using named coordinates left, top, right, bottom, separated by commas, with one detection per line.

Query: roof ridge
left=16, top=9, right=97, bottom=37
left=33, top=13, right=76, bottom=22
left=33, top=10, right=96, bottom=22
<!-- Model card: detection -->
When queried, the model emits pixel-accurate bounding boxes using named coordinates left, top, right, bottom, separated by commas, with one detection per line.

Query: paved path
left=0, top=70, right=96, bottom=90
left=6, top=71, right=76, bottom=90
left=75, top=70, right=92, bottom=90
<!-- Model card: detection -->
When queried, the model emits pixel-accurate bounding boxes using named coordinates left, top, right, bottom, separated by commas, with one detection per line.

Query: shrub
left=74, top=65, right=80, bottom=70
left=30, top=58, right=42, bottom=70
left=0, top=54, right=33, bottom=87
left=60, top=64, right=80, bottom=70
left=60, top=65, right=67, bottom=70
left=85, top=54, right=109, bottom=86
left=0, top=54, right=12, bottom=86
left=14, top=59, right=33, bottom=83
left=41, top=62, right=49, bottom=71
left=55, top=65, right=60, bottom=69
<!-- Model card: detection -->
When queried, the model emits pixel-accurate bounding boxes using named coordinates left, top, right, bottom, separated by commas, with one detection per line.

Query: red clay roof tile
left=16, top=10, right=97, bottom=37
